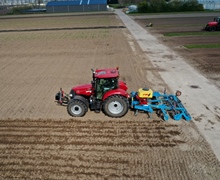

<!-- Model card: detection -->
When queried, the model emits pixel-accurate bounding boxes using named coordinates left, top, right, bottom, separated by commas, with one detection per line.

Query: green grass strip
left=164, top=31, right=220, bottom=36
left=156, top=24, right=203, bottom=28
left=184, top=44, right=220, bottom=49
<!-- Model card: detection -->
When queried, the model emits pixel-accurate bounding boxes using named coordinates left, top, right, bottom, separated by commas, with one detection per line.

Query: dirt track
left=0, top=13, right=220, bottom=179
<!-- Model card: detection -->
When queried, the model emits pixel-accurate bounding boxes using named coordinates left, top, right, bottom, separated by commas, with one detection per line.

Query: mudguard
left=70, top=95, right=89, bottom=107
left=102, top=88, right=129, bottom=101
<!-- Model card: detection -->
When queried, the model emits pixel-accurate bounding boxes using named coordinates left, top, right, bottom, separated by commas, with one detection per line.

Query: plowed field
left=0, top=13, right=220, bottom=179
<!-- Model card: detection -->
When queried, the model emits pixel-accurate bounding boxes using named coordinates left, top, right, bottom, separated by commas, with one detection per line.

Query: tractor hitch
left=55, top=88, right=69, bottom=105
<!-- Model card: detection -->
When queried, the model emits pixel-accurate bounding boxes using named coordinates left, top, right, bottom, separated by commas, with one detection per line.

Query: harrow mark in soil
left=1, top=118, right=219, bottom=179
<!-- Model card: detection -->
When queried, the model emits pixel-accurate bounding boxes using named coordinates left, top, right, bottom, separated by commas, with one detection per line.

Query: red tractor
left=55, top=68, right=130, bottom=118
left=204, top=17, right=220, bottom=31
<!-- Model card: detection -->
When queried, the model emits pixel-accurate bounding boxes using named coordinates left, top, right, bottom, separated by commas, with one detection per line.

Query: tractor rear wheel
left=67, top=99, right=88, bottom=117
left=103, top=95, right=129, bottom=118
left=209, top=26, right=216, bottom=31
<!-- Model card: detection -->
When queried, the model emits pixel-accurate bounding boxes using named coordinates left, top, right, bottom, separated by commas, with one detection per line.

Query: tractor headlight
left=69, top=89, right=75, bottom=98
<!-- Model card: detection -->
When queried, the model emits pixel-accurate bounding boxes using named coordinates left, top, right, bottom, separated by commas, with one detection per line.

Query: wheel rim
left=71, top=105, right=82, bottom=115
left=108, top=101, right=124, bottom=114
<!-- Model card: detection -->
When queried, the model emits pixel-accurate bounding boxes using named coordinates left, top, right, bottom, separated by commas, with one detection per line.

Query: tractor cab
left=214, top=17, right=220, bottom=23
left=87, top=67, right=129, bottom=115
left=95, top=78, right=118, bottom=99
left=92, top=68, right=119, bottom=100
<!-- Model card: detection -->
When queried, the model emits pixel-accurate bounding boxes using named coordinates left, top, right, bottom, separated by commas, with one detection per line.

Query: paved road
left=115, top=9, right=220, bottom=162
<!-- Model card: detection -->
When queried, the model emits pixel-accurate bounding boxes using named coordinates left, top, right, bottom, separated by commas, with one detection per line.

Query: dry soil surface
left=0, top=12, right=220, bottom=179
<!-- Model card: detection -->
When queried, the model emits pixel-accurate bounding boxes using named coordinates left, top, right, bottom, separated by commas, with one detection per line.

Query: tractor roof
left=95, top=68, right=119, bottom=79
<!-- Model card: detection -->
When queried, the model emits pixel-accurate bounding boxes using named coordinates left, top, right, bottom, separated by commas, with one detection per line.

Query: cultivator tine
left=145, top=93, right=192, bottom=121
left=169, top=96, right=191, bottom=121
left=160, top=106, right=169, bottom=121
left=164, top=88, right=166, bottom=94
left=134, top=110, right=138, bottom=116
left=174, top=99, right=191, bottom=121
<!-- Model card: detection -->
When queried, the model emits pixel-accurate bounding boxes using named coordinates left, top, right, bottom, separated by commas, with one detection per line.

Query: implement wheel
left=67, top=99, right=88, bottom=117
left=103, top=95, right=129, bottom=118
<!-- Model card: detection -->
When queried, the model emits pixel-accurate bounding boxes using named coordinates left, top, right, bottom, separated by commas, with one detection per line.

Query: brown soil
left=0, top=13, right=220, bottom=179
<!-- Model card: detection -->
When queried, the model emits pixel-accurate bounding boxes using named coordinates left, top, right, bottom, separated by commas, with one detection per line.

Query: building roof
left=47, top=0, right=107, bottom=6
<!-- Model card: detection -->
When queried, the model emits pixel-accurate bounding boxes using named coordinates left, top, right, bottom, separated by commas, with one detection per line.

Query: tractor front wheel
left=67, top=99, right=88, bottom=117
left=103, top=95, right=129, bottom=118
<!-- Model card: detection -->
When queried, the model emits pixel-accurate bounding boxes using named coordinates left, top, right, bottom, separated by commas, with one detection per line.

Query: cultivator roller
left=130, top=88, right=191, bottom=121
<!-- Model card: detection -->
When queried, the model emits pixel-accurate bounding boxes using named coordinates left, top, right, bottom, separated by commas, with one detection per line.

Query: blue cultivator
left=130, top=88, right=191, bottom=121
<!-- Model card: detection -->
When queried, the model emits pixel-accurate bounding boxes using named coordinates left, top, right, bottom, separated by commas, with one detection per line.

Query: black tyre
left=209, top=26, right=216, bottom=31
left=103, top=95, right=129, bottom=118
left=67, top=99, right=88, bottom=117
